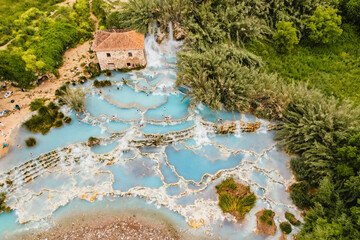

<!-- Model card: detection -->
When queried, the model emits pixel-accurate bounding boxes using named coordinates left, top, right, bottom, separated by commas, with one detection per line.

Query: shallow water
left=0, top=34, right=301, bottom=239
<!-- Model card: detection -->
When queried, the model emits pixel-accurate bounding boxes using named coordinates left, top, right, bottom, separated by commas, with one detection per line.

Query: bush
left=290, top=182, right=312, bottom=209
left=273, top=21, right=299, bottom=53
left=58, top=112, right=64, bottom=118
left=285, top=212, right=301, bottom=226
left=23, top=102, right=65, bottom=134
left=0, top=192, right=11, bottom=213
left=25, top=137, right=37, bottom=147
left=306, top=6, right=343, bottom=44
left=93, top=80, right=111, bottom=88
left=280, top=222, right=292, bottom=234
left=54, top=120, right=63, bottom=128
left=260, top=210, right=274, bottom=225
left=30, top=98, right=45, bottom=111
left=64, top=116, right=72, bottom=124
left=104, top=70, right=112, bottom=76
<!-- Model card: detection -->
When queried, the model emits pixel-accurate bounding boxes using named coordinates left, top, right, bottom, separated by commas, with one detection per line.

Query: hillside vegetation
left=103, top=0, right=360, bottom=239
left=0, top=0, right=94, bottom=88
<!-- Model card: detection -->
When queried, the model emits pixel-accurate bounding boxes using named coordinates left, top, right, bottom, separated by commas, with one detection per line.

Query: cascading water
left=168, top=21, right=174, bottom=41
left=0, top=35, right=302, bottom=239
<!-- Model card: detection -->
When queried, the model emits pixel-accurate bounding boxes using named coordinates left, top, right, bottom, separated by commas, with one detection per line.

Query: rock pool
left=0, top=35, right=301, bottom=239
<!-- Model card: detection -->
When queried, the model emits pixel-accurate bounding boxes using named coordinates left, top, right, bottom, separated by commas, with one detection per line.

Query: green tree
left=0, top=50, right=37, bottom=87
left=273, top=20, right=299, bottom=53
left=306, top=6, right=343, bottom=44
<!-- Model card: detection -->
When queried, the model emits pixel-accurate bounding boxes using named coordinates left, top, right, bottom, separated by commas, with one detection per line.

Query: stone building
left=92, top=30, right=147, bottom=70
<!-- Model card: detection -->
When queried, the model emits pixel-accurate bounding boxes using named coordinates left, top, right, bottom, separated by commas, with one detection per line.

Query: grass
left=260, top=210, right=274, bottom=226
left=216, top=177, right=256, bottom=220
left=249, top=24, right=360, bottom=103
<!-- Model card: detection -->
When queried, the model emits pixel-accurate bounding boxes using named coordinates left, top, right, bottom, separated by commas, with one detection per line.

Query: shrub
left=54, top=120, right=63, bottom=128
left=58, top=112, right=64, bottom=118
left=285, top=212, right=301, bottom=226
left=81, top=62, right=86, bottom=67
left=23, top=102, right=65, bottom=134
left=64, top=116, right=72, bottom=124
left=104, top=70, right=112, bottom=76
left=273, top=21, right=299, bottom=53
left=78, top=76, right=87, bottom=84
left=30, top=98, right=45, bottom=111
left=0, top=192, right=11, bottom=213
left=58, top=86, right=86, bottom=112
left=55, top=85, right=68, bottom=97
left=290, top=182, right=312, bottom=209
left=260, top=210, right=274, bottom=225
left=280, top=222, right=292, bottom=234
left=93, top=80, right=111, bottom=88
left=25, top=137, right=37, bottom=147
left=216, top=178, right=256, bottom=219
left=306, top=6, right=343, bottom=44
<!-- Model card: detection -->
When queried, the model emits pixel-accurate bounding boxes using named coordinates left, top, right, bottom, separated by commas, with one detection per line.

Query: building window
left=128, top=52, right=132, bottom=57
left=107, top=53, right=111, bottom=57
left=127, top=63, right=131, bottom=68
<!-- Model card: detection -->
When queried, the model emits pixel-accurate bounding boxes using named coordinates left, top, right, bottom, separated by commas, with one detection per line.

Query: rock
left=219, top=121, right=237, bottom=134
left=173, top=21, right=185, bottom=40
left=268, top=123, right=278, bottom=131
left=87, top=137, right=100, bottom=147
left=156, top=32, right=166, bottom=44
left=279, top=232, right=288, bottom=240
left=255, top=209, right=277, bottom=236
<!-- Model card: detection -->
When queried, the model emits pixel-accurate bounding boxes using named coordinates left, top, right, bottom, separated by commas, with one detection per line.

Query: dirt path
left=0, top=0, right=99, bottom=159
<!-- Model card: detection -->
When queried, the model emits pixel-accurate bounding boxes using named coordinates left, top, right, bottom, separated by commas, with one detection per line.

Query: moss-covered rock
left=215, top=177, right=256, bottom=221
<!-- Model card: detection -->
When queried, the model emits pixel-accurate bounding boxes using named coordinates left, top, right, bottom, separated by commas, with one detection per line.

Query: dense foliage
left=306, top=6, right=343, bottom=44
left=118, top=0, right=360, bottom=238
left=23, top=102, right=65, bottom=134
left=273, top=21, right=299, bottom=53
left=280, top=222, right=292, bottom=234
left=0, top=0, right=94, bottom=87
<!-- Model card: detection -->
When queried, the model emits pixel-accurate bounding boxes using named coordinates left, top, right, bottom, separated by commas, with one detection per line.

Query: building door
left=108, top=63, right=115, bottom=70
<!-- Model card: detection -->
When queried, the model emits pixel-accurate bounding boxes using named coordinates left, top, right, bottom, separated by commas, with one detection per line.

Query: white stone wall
left=96, top=49, right=147, bottom=70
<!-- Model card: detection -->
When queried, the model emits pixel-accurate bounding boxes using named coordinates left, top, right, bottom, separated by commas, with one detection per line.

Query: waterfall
left=144, top=34, right=162, bottom=67
left=234, top=121, right=242, bottom=138
left=168, top=21, right=174, bottom=41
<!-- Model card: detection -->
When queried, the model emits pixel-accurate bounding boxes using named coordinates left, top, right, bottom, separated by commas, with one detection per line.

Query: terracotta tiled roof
left=92, top=30, right=145, bottom=52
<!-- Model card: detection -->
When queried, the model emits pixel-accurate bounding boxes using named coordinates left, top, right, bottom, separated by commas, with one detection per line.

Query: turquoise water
left=0, top=36, right=301, bottom=239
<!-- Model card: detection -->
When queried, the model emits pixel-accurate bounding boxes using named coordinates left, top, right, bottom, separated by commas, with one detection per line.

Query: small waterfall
left=144, top=35, right=162, bottom=67
left=193, top=117, right=211, bottom=145
left=168, top=21, right=174, bottom=41
left=234, top=121, right=242, bottom=138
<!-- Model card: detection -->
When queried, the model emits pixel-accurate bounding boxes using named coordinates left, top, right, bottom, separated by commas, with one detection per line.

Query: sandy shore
left=0, top=40, right=95, bottom=159
left=9, top=209, right=187, bottom=240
